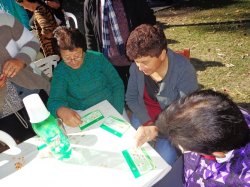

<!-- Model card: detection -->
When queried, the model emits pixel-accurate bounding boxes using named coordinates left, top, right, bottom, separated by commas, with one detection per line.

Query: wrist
left=142, top=120, right=154, bottom=126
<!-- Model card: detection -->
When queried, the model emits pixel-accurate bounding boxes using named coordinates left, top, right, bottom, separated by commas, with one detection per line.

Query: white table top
left=0, top=100, right=171, bottom=187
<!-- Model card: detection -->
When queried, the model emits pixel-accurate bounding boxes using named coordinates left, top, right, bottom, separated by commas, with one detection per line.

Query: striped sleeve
left=10, top=14, right=40, bottom=65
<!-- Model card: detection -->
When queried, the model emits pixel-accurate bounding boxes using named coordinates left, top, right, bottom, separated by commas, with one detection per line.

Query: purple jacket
left=184, top=110, right=250, bottom=187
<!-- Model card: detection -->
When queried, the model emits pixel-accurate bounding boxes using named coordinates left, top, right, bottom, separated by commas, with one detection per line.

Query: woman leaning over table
left=47, top=26, right=124, bottom=127
left=125, top=24, right=198, bottom=165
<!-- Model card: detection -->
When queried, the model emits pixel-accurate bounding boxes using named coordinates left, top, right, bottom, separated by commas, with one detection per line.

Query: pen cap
left=23, top=93, right=50, bottom=123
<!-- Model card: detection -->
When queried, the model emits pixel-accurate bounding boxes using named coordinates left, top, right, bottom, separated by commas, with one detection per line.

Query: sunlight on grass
left=163, top=22, right=250, bottom=105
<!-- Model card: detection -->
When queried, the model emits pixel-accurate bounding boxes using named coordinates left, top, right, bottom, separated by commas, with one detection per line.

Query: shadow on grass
left=167, top=39, right=180, bottom=44
left=192, top=22, right=250, bottom=33
left=190, top=58, right=224, bottom=71
left=176, top=0, right=240, bottom=9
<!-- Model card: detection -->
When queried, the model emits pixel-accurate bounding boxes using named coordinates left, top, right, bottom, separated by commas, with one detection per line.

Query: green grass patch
left=160, top=15, right=250, bottom=108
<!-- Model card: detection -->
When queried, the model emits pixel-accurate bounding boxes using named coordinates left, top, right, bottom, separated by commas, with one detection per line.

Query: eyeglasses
left=63, top=55, right=83, bottom=63
left=60, top=48, right=83, bottom=63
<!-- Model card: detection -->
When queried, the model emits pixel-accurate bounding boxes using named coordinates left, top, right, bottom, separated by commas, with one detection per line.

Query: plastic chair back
left=65, top=12, right=78, bottom=29
left=30, top=55, right=60, bottom=79
left=175, top=48, right=190, bottom=59
left=0, top=130, right=16, bottom=149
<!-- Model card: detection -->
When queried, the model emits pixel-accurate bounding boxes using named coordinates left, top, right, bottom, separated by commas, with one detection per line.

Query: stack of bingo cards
left=100, top=116, right=130, bottom=137
left=122, top=147, right=156, bottom=178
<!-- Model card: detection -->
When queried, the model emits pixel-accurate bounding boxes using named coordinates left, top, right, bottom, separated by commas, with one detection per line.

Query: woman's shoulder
left=53, top=61, right=69, bottom=75
left=85, top=50, right=107, bottom=63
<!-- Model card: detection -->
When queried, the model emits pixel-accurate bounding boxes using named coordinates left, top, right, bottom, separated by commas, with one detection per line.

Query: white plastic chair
left=64, top=12, right=78, bottom=29
left=30, top=55, right=60, bottom=79
left=0, top=130, right=16, bottom=149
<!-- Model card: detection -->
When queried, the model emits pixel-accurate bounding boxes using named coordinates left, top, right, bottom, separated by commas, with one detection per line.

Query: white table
left=0, top=100, right=171, bottom=187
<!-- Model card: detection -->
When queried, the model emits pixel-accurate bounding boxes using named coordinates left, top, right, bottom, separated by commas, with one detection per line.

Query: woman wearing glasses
left=47, top=26, right=124, bottom=127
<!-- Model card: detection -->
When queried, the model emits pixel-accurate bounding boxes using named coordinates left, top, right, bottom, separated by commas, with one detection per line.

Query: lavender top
left=184, top=110, right=250, bottom=187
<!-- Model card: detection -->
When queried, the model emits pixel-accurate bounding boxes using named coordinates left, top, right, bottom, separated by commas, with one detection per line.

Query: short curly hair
left=126, top=24, right=167, bottom=60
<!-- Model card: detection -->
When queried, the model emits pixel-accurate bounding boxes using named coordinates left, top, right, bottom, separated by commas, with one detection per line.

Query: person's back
left=156, top=90, right=250, bottom=186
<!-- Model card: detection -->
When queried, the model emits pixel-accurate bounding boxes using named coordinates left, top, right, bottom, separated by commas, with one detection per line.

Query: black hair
left=156, top=89, right=250, bottom=155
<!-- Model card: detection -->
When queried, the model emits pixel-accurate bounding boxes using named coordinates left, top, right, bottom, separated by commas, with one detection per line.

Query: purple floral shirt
left=184, top=110, right=250, bottom=187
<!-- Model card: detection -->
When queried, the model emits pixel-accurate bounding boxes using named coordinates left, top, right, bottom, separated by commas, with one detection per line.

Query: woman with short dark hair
left=126, top=24, right=198, bottom=165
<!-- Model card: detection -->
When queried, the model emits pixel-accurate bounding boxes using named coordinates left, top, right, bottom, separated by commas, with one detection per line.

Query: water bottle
left=23, top=94, right=71, bottom=160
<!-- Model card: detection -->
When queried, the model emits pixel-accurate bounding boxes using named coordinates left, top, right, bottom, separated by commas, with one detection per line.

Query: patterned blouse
left=33, top=4, right=58, bottom=57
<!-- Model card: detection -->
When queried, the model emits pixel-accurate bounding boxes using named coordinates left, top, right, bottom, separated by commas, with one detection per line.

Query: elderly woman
left=47, top=26, right=124, bottom=127
left=125, top=24, right=198, bottom=165
left=16, top=0, right=58, bottom=57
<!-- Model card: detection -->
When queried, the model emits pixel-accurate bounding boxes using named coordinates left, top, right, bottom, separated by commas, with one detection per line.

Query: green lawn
left=156, top=0, right=250, bottom=110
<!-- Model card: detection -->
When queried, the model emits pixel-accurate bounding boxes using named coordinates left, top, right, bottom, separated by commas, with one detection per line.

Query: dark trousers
left=113, top=65, right=130, bottom=93
left=0, top=90, right=48, bottom=144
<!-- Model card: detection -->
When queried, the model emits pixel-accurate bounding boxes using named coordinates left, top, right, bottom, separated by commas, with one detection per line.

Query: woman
left=16, top=0, right=58, bottom=57
left=0, top=12, right=50, bottom=144
left=47, top=26, right=124, bottom=127
left=125, top=24, right=198, bottom=165
left=136, top=90, right=250, bottom=186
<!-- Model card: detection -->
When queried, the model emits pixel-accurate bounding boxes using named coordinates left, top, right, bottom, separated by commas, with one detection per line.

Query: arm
left=83, top=0, right=98, bottom=51
left=134, top=125, right=158, bottom=147
left=45, top=0, right=61, bottom=9
left=2, top=14, right=39, bottom=77
left=100, top=54, right=124, bottom=114
left=47, top=67, right=82, bottom=127
left=47, top=67, right=69, bottom=117
left=125, top=64, right=151, bottom=124
left=177, top=59, right=198, bottom=97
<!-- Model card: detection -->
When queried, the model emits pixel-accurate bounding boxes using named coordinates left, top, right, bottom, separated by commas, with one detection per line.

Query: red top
left=143, top=86, right=162, bottom=122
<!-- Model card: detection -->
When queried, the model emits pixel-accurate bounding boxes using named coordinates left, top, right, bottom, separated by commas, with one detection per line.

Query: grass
left=155, top=0, right=250, bottom=110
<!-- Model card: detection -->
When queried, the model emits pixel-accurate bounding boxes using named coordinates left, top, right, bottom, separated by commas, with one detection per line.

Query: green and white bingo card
left=100, top=116, right=130, bottom=137
left=79, top=110, right=104, bottom=130
left=122, top=147, right=156, bottom=178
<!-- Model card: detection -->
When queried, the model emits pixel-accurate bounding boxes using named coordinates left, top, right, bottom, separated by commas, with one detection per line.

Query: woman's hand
left=0, top=74, right=7, bottom=88
left=57, top=107, right=82, bottom=127
left=134, top=125, right=159, bottom=147
left=2, top=59, right=26, bottom=78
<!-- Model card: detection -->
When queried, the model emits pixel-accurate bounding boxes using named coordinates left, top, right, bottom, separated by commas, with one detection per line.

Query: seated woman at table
left=135, top=90, right=250, bottom=186
left=47, top=26, right=124, bottom=127
left=125, top=24, right=198, bottom=165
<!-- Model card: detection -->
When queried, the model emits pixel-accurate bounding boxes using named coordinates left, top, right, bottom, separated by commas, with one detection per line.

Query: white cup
left=23, top=94, right=50, bottom=123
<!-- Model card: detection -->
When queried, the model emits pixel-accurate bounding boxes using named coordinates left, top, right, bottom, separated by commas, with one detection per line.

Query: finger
left=3, top=65, right=15, bottom=77
left=74, top=112, right=81, bottom=120
left=9, top=68, right=17, bottom=78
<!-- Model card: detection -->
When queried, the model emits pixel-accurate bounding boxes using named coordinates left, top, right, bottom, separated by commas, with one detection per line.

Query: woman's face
left=60, top=48, right=84, bottom=69
left=134, top=49, right=166, bottom=76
